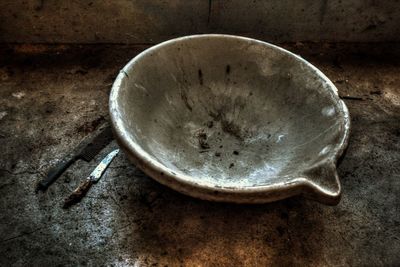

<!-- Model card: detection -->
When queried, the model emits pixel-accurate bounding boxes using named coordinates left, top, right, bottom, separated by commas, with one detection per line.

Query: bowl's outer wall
left=110, top=35, right=350, bottom=204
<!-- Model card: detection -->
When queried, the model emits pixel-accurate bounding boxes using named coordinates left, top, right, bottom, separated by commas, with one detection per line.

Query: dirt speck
left=370, top=90, right=382, bottom=95
left=77, top=115, right=105, bottom=134
left=197, top=130, right=210, bottom=149
left=215, top=152, right=221, bottom=157
left=229, top=163, right=234, bottom=168
left=12, top=91, right=25, bottom=99
left=209, top=110, right=247, bottom=141
left=276, top=226, right=285, bottom=237
left=180, top=91, right=192, bottom=111
left=198, top=69, right=203, bottom=85
left=221, top=120, right=244, bottom=141
left=226, top=65, right=231, bottom=74
left=233, top=150, right=239, bottom=155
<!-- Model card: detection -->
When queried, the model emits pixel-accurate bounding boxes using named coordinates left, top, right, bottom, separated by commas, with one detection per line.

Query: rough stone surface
left=0, top=43, right=399, bottom=266
left=0, top=1, right=399, bottom=43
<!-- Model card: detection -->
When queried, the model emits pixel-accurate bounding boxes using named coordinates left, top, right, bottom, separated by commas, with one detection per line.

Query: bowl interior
left=114, top=36, right=347, bottom=187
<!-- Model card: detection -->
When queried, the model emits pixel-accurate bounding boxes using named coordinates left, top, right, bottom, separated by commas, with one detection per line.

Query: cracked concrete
left=0, top=43, right=399, bottom=266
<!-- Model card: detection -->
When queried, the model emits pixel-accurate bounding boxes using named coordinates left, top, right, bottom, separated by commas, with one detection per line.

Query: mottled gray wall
left=0, top=0, right=399, bottom=43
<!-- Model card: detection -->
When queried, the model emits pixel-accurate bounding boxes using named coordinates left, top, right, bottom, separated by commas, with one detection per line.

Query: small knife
left=36, top=126, right=114, bottom=192
left=63, top=149, right=119, bottom=208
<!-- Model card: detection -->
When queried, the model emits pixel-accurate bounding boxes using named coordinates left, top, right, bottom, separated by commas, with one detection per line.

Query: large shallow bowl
left=110, top=34, right=350, bottom=205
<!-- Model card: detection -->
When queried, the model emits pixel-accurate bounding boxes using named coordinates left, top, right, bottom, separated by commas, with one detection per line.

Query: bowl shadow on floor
left=119, top=167, right=328, bottom=266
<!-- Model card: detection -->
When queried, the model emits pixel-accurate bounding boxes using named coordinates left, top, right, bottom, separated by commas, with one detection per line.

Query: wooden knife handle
left=63, top=180, right=93, bottom=208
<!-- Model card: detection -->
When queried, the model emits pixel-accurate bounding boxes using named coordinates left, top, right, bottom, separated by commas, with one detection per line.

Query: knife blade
left=36, top=125, right=114, bottom=192
left=63, top=149, right=119, bottom=208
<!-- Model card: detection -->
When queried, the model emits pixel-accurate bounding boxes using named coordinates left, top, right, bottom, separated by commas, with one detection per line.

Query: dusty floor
left=0, top=43, right=399, bottom=266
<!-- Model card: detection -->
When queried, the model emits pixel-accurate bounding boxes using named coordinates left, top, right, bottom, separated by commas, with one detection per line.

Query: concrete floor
left=0, top=43, right=399, bottom=266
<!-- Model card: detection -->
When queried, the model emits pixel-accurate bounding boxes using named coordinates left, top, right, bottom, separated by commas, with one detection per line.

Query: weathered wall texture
left=0, top=0, right=399, bottom=43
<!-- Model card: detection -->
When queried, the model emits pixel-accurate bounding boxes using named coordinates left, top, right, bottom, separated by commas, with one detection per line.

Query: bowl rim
left=109, top=34, right=351, bottom=204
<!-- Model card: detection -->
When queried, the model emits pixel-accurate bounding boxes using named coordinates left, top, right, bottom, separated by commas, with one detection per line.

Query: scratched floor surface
left=0, top=44, right=399, bottom=266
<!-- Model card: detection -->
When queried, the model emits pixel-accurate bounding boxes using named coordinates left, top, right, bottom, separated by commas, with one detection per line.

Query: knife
left=63, top=149, right=119, bottom=208
left=36, top=126, right=114, bottom=192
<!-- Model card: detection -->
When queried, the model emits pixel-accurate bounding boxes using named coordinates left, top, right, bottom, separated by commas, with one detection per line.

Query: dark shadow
left=116, top=163, right=326, bottom=266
